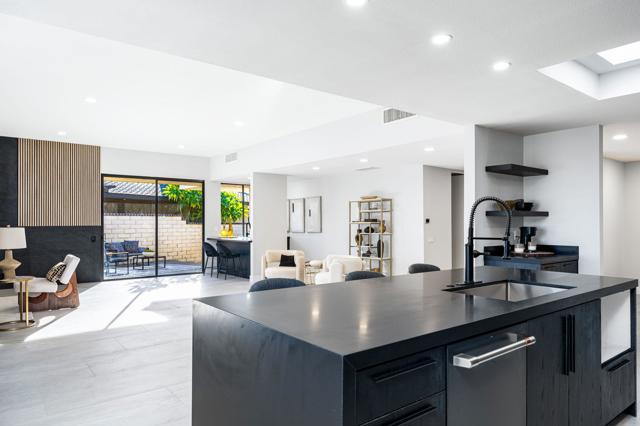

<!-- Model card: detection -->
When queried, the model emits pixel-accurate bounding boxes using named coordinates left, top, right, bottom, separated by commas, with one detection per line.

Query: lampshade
left=0, top=226, right=27, bottom=250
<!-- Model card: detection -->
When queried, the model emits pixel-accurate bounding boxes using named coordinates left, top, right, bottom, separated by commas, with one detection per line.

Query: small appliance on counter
left=519, top=226, right=537, bottom=252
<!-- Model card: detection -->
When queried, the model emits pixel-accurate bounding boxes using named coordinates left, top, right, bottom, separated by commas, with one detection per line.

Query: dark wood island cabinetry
left=193, top=267, right=636, bottom=426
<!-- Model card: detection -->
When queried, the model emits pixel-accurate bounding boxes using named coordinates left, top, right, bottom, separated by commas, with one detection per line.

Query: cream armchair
left=261, top=250, right=305, bottom=281
left=314, top=255, right=365, bottom=285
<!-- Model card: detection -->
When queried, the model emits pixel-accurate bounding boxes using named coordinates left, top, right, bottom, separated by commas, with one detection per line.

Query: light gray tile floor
left=0, top=274, right=250, bottom=426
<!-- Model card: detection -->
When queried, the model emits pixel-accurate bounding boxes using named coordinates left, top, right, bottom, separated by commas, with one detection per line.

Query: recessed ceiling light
left=312, top=166, right=320, bottom=171
left=424, top=147, right=435, bottom=152
left=598, top=40, right=640, bottom=66
left=84, top=97, right=97, bottom=104
left=234, top=120, right=245, bottom=127
left=345, top=0, right=367, bottom=8
left=359, top=158, right=369, bottom=163
left=57, top=131, right=67, bottom=136
left=178, top=144, right=185, bottom=149
left=431, top=34, right=453, bottom=46
left=613, top=134, right=628, bottom=141
left=493, top=61, right=512, bottom=71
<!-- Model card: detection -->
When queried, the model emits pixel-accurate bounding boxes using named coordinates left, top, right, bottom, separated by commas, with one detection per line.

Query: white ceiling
left=604, top=122, right=640, bottom=162
left=1, top=0, right=640, bottom=135
left=270, top=135, right=465, bottom=179
left=213, top=109, right=464, bottom=181
left=0, top=13, right=377, bottom=156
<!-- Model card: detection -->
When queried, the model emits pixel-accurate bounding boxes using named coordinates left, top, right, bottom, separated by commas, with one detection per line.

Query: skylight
left=597, top=40, right=640, bottom=65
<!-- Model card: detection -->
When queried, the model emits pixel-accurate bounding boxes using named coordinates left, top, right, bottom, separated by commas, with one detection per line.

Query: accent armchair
left=261, top=250, right=305, bottom=281
left=314, top=255, right=365, bottom=285
left=14, top=254, right=81, bottom=312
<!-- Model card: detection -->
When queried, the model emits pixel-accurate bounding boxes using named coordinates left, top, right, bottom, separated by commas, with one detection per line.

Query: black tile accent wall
left=0, top=137, right=18, bottom=226
left=15, top=227, right=103, bottom=283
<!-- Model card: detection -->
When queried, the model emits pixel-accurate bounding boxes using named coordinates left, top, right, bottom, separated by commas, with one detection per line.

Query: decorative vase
left=355, top=229, right=363, bottom=256
left=376, top=239, right=385, bottom=258
left=380, top=220, right=386, bottom=233
left=226, top=223, right=234, bottom=237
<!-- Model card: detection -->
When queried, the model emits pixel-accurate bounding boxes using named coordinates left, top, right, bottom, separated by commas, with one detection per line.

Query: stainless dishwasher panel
left=447, top=323, right=531, bottom=426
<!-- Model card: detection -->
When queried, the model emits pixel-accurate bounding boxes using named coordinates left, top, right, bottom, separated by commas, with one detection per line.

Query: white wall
left=523, top=125, right=603, bottom=274
left=423, top=166, right=453, bottom=270
left=287, top=165, right=424, bottom=275
left=451, top=174, right=465, bottom=269
left=621, top=162, right=640, bottom=279
left=101, top=147, right=218, bottom=237
left=602, top=159, right=625, bottom=276
left=250, top=173, right=288, bottom=280
left=464, top=126, right=524, bottom=260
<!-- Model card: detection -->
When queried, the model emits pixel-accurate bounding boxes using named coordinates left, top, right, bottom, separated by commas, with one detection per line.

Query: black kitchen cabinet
left=602, top=351, right=636, bottom=424
left=527, top=300, right=601, bottom=426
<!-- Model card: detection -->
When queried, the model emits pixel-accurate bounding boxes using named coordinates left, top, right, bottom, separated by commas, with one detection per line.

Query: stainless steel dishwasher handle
left=452, top=334, right=536, bottom=369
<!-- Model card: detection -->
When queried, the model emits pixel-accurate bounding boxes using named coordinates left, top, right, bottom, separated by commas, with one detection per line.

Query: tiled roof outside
left=104, top=181, right=160, bottom=197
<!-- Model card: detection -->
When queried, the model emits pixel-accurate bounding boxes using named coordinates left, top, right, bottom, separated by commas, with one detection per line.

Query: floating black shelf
left=486, top=164, right=548, bottom=177
left=486, top=210, right=549, bottom=217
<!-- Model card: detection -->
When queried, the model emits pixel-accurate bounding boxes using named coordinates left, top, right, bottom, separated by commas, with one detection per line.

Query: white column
left=205, top=180, right=221, bottom=238
left=250, top=173, right=288, bottom=281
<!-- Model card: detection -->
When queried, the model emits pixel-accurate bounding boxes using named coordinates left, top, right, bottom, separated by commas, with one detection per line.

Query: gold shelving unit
left=349, top=198, right=392, bottom=276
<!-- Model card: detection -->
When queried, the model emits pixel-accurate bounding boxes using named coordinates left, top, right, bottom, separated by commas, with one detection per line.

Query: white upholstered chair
left=314, top=255, right=365, bottom=285
left=14, top=254, right=81, bottom=311
left=261, top=250, right=305, bottom=281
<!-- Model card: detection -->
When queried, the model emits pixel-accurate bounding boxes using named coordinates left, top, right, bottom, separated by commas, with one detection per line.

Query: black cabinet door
left=527, top=301, right=601, bottom=426
left=568, top=300, right=601, bottom=426
left=527, top=310, right=569, bottom=426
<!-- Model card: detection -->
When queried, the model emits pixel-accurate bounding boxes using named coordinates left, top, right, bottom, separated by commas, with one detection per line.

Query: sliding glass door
left=157, top=179, right=204, bottom=277
left=102, top=175, right=204, bottom=280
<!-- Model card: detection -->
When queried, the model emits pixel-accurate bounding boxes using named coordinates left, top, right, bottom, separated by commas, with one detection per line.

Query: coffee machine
left=519, top=226, right=537, bottom=251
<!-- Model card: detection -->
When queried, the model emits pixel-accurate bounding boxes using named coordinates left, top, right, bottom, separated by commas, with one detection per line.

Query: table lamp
left=0, top=225, right=27, bottom=280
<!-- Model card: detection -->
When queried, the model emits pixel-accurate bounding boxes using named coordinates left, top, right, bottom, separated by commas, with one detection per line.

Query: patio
left=104, top=260, right=203, bottom=279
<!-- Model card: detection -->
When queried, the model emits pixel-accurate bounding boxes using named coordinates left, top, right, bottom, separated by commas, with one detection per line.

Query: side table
left=0, top=276, right=36, bottom=332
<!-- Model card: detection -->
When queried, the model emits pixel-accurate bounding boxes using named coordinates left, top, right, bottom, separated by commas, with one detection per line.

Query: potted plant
left=220, top=191, right=247, bottom=237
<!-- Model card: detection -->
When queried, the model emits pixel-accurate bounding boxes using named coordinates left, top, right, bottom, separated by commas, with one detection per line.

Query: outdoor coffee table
left=134, top=253, right=167, bottom=269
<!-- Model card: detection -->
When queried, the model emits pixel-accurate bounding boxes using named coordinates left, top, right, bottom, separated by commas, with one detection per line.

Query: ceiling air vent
left=356, top=166, right=381, bottom=172
left=225, top=152, right=238, bottom=163
left=383, top=108, right=415, bottom=124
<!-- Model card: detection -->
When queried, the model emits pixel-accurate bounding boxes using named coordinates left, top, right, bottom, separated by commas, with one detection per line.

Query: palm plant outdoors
left=220, top=191, right=248, bottom=236
left=162, top=184, right=203, bottom=223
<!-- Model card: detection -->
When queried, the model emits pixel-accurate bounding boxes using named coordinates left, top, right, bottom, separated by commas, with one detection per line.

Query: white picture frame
left=289, top=198, right=305, bottom=233
left=305, top=196, right=322, bottom=233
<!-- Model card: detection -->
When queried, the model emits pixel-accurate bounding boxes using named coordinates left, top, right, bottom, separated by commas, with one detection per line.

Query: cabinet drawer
left=602, top=351, right=636, bottom=424
left=362, top=392, right=445, bottom=426
left=356, top=347, right=445, bottom=424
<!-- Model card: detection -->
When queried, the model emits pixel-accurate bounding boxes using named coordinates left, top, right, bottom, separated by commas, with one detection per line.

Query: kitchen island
left=192, top=266, right=637, bottom=426
left=206, top=236, right=251, bottom=278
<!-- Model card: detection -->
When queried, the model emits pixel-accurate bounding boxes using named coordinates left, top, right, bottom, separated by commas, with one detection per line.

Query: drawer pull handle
left=382, top=405, right=437, bottom=426
left=453, top=333, right=536, bottom=369
left=608, top=359, right=631, bottom=373
left=371, top=358, right=437, bottom=383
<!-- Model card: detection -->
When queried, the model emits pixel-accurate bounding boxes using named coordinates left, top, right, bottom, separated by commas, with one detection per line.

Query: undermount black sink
left=444, top=281, right=574, bottom=302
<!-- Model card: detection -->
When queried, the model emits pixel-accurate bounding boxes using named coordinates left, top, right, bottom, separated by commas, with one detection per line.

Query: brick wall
left=104, top=214, right=202, bottom=263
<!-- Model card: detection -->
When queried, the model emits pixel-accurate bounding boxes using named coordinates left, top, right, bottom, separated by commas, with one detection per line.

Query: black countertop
left=196, top=266, right=636, bottom=366
left=206, top=236, right=252, bottom=243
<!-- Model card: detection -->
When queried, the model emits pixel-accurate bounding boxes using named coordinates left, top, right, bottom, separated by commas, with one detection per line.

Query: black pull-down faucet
left=465, top=196, right=512, bottom=284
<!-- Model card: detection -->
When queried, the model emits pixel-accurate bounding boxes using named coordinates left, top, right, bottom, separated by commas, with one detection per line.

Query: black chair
left=203, top=242, right=219, bottom=277
left=216, top=243, right=241, bottom=280
left=345, top=271, right=385, bottom=281
left=249, top=278, right=305, bottom=293
left=408, top=263, right=441, bottom=274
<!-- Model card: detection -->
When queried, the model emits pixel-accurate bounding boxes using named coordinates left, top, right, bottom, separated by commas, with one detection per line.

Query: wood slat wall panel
left=18, top=139, right=101, bottom=226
